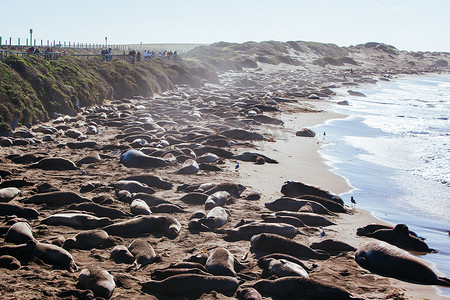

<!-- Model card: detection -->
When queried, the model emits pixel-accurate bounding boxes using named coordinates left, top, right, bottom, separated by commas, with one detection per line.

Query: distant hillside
left=0, top=55, right=217, bottom=131
left=182, top=40, right=449, bottom=73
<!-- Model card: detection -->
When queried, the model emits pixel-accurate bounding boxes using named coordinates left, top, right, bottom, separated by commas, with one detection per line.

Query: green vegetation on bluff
left=0, top=55, right=217, bottom=130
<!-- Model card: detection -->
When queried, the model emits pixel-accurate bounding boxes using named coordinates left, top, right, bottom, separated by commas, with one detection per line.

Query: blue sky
left=1, top=0, right=449, bottom=51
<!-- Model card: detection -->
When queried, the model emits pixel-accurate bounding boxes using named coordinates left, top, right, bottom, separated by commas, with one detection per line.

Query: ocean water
left=312, top=75, right=450, bottom=297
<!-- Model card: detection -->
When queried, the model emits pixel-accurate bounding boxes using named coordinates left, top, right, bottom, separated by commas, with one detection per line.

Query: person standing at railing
left=101, top=49, right=106, bottom=61
left=45, top=48, right=51, bottom=60
left=129, top=49, right=136, bottom=64
left=107, top=48, right=112, bottom=61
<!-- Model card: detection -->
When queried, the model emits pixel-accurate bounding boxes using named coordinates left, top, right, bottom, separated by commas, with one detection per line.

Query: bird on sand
left=235, top=162, right=240, bottom=172
left=351, top=196, right=356, bottom=206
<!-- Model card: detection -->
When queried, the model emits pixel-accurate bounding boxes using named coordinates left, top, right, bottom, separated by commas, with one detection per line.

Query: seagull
left=351, top=196, right=356, bottom=206
left=235, top=162, right=240, bottom=172
left=320, top=228, right=326, bottom=238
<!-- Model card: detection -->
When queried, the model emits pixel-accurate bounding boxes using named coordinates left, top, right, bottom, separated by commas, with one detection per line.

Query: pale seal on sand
left=260, top=214, right=306, bottom=227
left=42, top=213, right=113, bottom=229
left=176, top=159, right=199, bottom=174
left=273, top=211, right=336, bottom=227
left=68, top=202, right=130, bottom=219
left=205, top=248, right=236, bottom=276
left=63, top=229, right=113, bottom=250
left=200, top=206, right=230, bottom=229
left=5, top=222, right=37, bottom=244
left=253, top=276, right=354, bottom=300
left=204, top=191, right=232, bottom=210
left=258, top=257, right=309, bottom=278
left=103, top=215, right=181, bottom=238
left=120, top=149, right=170, bottom=168
left=355, top=241, right=450, bottom=286
left=78, top=267, right=115, bottom=299
left=112, top=180, right=155, bottom=194
left=0, top=187, right=21, bottom=202
left=250, top=233, right=330, bottom=260
left=130, top=199, right=152, bottom=215
left=141, top=274, right=239, bottom=297
left=128, top=239, right=158, bottom=269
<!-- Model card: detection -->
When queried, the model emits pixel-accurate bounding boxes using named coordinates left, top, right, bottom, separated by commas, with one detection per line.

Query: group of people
left=26, top=46, right=64, bottom=60
left=101, top=48, right=113, bottom=61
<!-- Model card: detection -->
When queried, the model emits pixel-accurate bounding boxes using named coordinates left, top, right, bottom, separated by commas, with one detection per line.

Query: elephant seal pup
left=33, top=242, right=78, bottom=272
left=310, top=239, right=357, bottom=256
left=123, top=174, right=173, bottom=190
left=0, top=187, right=21, bottom=202
left=251, top=233, right=330, bottom=260
left=151, top=268, right=211, bottom=281
left=112, top=180, right=155, bottom=194
left=355, top=241, right=450, bottom=286
left=128, top=239, right=158, bottom=269
left=78, top=267, right=115, bottom=299
left=366, top=224, right=433, bottom=252
left=103, top=215, right=181, bottom=238
left=261, top=214, right=306, bottom=227
left=28, top=157, right=79, bottom=170
left=130, top=199, right=152, bottom=215
left=203, top=183, right=245, bottom=197
left=180, top=192, right=209, bottom=205
left=5, top=222, right=37, bottom=244
left=141, top=274, right=239, bottom=297
left=25, top=191, right=91, bottom=206
left=206, top=248, right=236, bottom=276
left=226, top=222, right=302, bottom=241
left=265, top=197, right=335, bottom=215
left=201, top=206, right=230, bottom=229
left=0, top=203, right=38, bottom=218
left=258, top=257, right=309, bottom=278
left=42, top=213, right=113, bottom=229
left=150, top=203, right=185, bottom=213
left=176, top=159, right=199, bottom=174
left=204, top=191, right=232, bottom=210
left=0, top=255, right=21, bottom=270
left=253, top=276, right=354, bottom=300
left=120, top=149, right=170, bottom=168
left=273, top=211, right=336, bottom=227
left=236, top=287, right=263, bottom=300
left=68, top=202, right=130, bottom=219
left=110, top=245, right=134, bottom=264
left=281, top=181, right=343, bottom=204
left=63, top=230, right=113, bottom=250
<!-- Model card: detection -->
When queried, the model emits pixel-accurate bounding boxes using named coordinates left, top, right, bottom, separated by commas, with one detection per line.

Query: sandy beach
left=0, top=50, right=450, bottom=299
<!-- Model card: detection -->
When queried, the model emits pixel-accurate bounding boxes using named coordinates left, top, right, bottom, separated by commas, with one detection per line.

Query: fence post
left=34, top=39, right=36, bottom=47
left=41, top=40, right=43, bottom=47
left=0, top=36, right=2, bottom=47
left=9, top=37, right=12, bottom=49
left=19, top=38, right=21, bottom=47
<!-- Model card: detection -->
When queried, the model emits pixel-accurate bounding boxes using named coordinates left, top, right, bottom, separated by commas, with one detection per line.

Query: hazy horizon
left=1, top=0, right=449, bottom=52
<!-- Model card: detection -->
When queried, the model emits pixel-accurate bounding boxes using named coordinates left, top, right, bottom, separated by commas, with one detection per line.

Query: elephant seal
left=176, top=159, right=199, bottom=174
left=120, top=149, right=170, bottom=168
left=131, top=193, right=171, bottom=207
left=123, top=174, right=173, bottom=190
left=357, top=223, right=422, bottom=239
left=205, top=191, right=232, bottom=210
left=0, top=203, right=39, bottom=218
left=103, top=215, right=181, bottom=238
left=261, top=214, right=306, bottom=227
left=355, top=241, right=450, bottom=286
left=297, top=195, right=347, bottom=213
left=0, top=255, right=21, bottom=270
left=253, top=276, right=354, bottom=300
left=281, top=181, right=343, bottom=204
left=110, top=245, right=134, bottom=264
left=200, top=206, right=230, bottom=229
left=78, top=267, right=115, bottom=299
left=150, top=203, right=185, bottom=213
left=128, top=239, right=158, bottom=269
left=236, top=287, right=263, bottom=300
left=309, top=239, right=357, bottom=255
left=130, top=199, right=152, bottom=215
left=63, top=229, right=113, bottom=250
left=0, top=187, right=21, bottom=202
left=366, top=224, right=433, bottom=252
left=112, top=180, right=155, bottom=194
left=233, top=152, right=278, bottom=164
left=5, top=222, right=37, bottom=244
left=273, top=211, right=336, bottom=227
left=179, top=192, right=209, bottom=205
left=151, top=268, right=211, bottom=281
left=42, top=213, right=113, bottom=229
left=203, top=183, right=245, bottom=197
left=250, top=233, right=330, bottom=260
left=226, top=222, right=302, bottom=241
left=28, top=157, right=79, bottom=170
left=141, top=274, right=239, bottom=297
left=33, top=242, right=78, bottom=272
left=25, top=191, right=91, bottom=206
left=205, top=248, right=236, bottom=276
left=197, top=153, right=219, bottom=163
left=68, top=203, right=130, bottom=219
left=265, top=197, right=335, bottom=215
left=257, top=253, right=314, bottom=272
left=258, top=257, right=309, bottom=278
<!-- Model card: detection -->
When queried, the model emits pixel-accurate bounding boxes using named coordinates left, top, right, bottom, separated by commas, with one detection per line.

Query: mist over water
left=312, top=75, right=450, bottom=297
